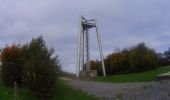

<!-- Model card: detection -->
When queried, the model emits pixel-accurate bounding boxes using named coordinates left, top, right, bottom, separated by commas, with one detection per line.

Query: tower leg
left=77, top=17, right=83, bottom=77
left=95, top=20, right=106, bottom=76
left=82, top=31, right=85, bottom=71
left=85, top=29, right=90, bottom=70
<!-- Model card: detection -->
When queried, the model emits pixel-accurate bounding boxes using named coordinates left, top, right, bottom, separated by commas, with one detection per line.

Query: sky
left=0, top=0, right=170, bottom=73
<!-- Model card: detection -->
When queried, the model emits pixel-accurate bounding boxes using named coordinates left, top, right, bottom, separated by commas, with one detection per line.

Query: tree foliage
left=0, top=44, right=23, bottom=86
left=0, top=36, right=60, bottom=99
left=23, top=36, right=59, bottom=98
left=163, top=48, right=170, bottom=65
left=128, top=43, right=158, bottom=72
left=90, top=60, right=103, bottom=75
left=90, top=43, right=159, bottom=75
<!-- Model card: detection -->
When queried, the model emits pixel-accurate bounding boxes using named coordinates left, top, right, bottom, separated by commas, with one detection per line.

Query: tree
left=129, top=43, right=158, bottom=72
left=90, top=42, right=159, bottom=75
left=0, top=44, right=23, bottom=86
left=156, top=53, right=164, bottom=66
left=90, top=60, right=103, bottom=75
left=105, top=49, right=129, bottom=74
left=163, top=48, right=170, bottom=65
left=23, top=36, right=60, bottom=98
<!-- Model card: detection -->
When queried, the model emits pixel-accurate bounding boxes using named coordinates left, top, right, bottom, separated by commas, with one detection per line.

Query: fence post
left=14, top=81, right=19, bottom=100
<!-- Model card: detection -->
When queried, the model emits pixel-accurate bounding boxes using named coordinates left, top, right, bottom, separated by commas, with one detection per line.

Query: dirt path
left=63, top=78, right=153, bottom=100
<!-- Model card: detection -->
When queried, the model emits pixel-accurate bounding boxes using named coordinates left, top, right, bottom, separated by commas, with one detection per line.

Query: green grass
left=0, top=80, right=36, bottom=100
left=0, top=79, right=98, bottom=100
left=96, top=66, right=170, bottom=83
left=0, top=80, right=14, bottom=100
left=53, top=80, right=98, bottom=100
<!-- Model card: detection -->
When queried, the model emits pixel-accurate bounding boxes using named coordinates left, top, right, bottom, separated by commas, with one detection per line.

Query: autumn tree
left=104, top=49, right=129, bottom=75
left=129, top=43, right=158, bottom=72
left=90, top=43, right=159, bottom=75
left=0, top=44, right=23, bottom=86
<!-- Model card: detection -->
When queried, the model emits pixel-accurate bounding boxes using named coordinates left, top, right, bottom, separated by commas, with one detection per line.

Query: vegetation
left=91, top=43, right=160, bottom=75
left=0, top=80, right=34, bottom=100
left=1, top=35, right=170, bottom=99
left=1, top=44, right=23, bottom=86
left=23, top=36, right=60, bottom=98
left=0, top=79, right=97, bottom=100
left=0, top=36, right=60, bottom=99
left=53, top=80, right=98, bottom=100
left=95, top=66, right=170, bottom=82
left=163, top=48, right=170, bottom=65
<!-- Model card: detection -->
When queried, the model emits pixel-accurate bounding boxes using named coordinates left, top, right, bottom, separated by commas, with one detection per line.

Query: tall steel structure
left=76, top=16, right=106, bottom=77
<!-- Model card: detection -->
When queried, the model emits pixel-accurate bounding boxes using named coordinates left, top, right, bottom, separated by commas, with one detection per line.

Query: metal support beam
left=82, top=30, right=84, bottom=71
left=76, top=17, right=82, bottom=77
left=85, top=29, right=90, bottom=70
left=95, top=19, right=106, bottom=76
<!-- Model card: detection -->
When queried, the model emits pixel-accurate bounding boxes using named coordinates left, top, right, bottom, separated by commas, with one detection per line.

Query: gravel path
left=65, top=79, right=153, bottom=100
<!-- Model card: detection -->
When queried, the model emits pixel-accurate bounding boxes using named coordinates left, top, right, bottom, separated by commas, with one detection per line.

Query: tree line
left=90, top=43, right=170, bottom=75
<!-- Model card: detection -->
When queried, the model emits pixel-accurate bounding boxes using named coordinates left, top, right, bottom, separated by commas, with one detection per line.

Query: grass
left=0, top=81, right=34, bottom=100
left=0, top=80, right=14, bottom=100
left=0, top=79, right=98, bottom=100
left=95, top=66, right=170, bottom=83
left=0, top=80, right=38, bottom=100
left=53, top=80, right=98, bottom=100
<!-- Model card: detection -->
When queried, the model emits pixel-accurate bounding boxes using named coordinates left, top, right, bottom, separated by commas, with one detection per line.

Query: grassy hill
left=95, top=66, right=170, bottom=83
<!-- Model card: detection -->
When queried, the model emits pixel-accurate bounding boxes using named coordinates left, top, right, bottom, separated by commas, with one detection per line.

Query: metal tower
left=76, top=16, right=106, bottom=77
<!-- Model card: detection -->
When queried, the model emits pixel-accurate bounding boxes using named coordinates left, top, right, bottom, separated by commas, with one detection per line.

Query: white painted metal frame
left=76, top=17, right=106, bottom=77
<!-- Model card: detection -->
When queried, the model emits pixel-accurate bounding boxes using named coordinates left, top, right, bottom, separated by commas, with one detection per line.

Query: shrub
left=23, top=36, right=60, bottom=98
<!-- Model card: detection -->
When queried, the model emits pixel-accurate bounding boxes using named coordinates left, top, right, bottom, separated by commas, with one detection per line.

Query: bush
left=0, top=44, right=23, bottom=86
left=23, top=36, right=60, bottom=98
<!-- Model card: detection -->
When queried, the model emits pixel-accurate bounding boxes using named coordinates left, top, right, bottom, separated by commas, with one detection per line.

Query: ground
left=64, top=78, right=151, bottom=100
left=61, top=66, right=170, bottom=100
left=64, top=78, right=170, bottom=100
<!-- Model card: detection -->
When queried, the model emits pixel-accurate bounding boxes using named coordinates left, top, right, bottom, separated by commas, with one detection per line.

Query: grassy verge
left=0, top=80, right=37, bottom=100
left=53, top=80, right=98, bottom=100
left=0, top=79, right=97, bottom=100
left=0, top=80, right=14, bottom=100
left=95, top=66, right=170, bottom=83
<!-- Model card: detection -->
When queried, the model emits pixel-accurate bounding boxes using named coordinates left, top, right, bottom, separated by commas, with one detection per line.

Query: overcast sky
left=0, top=0, right=170, bottom=73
